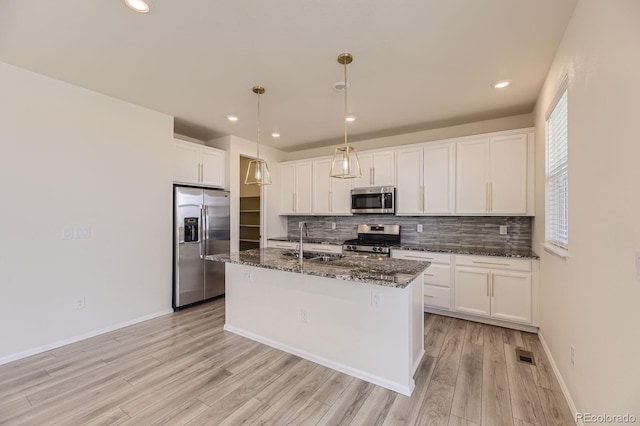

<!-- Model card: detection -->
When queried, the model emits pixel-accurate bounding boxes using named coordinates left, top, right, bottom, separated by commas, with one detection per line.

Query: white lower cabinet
left=391, top=250, right=452, bottom=310
left=454, top=255, right=532, bottom=324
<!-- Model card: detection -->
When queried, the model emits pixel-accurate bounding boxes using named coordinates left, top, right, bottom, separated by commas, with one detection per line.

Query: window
left=545, top=85, right=568, bottom=250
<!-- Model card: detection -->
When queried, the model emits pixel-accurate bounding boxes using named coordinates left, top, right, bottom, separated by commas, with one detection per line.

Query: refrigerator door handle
left=203, top=205, right=209, bottom=256
left=199, top=205, right=205, bottom=258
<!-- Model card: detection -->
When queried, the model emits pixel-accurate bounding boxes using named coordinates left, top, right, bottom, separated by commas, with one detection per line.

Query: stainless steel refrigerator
left=173, top=186, right=230, bottom=309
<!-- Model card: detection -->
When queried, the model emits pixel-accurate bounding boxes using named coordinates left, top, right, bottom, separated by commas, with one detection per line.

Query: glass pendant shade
left=245, top=85, right=272, bottom=186
left=330, top=145, right=361, bottom=179
left=330, top=52, right=361, bottom=180
left=245, top=158, right=272, bottom=185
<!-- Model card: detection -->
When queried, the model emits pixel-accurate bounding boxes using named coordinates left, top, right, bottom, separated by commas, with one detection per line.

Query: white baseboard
left=537, top=331, right=581, bottom=426
left=0, top=308, right=174, bottom=366
left=424, top=307, right=539, bottom=333
left=224, top=324, right=415, bottom=397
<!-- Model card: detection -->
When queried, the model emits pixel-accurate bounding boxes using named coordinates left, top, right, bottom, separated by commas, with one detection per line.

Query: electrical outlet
left=570, top=345, right=575, bottom=365
left=300, top=309, right=309, bottom=323
left=74, top=296, right=86, bottom=310
left=74, top=226, right=91, bottom=239
left=62, top=226, right=74, bottom=240
left=243, top=271, right=253, bottom=282
left=417, top=224, right=423, bottom=233
left=331, top=222, right=336, bottom=230
left=500, top=225, right=508, bottom=235
left=371, top=291, right=381, bottom=308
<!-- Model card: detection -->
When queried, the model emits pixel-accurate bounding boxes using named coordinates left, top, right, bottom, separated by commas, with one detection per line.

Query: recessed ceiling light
left=345, top=115, right=356, bottom=122
left=271, top=132, right=280, bottom=138
left=227, top=115, right=238, bottom=122
left=124, top=0, right=150, bottom=13
left=493, top=80, right=512, bottom=89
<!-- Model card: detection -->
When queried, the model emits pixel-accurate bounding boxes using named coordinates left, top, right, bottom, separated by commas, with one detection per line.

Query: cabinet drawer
left=423, top=264, right=451, bottom=287
left=423, top=285, right=451, bottom=310
left=304, top=243, right=342, bottom=254
left=267, top=240, right=298, bottom=250
left=455, top=255, right=531, bottom=272
left=392, top=250, right=451, bottom=264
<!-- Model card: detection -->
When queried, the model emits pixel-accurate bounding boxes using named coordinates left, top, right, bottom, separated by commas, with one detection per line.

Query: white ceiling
left=0, top=0, right=576, bottom=151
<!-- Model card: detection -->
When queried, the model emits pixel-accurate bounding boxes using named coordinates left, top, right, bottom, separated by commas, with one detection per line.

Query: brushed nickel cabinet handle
left=486, top=274, right=490, bottom=297
left=472, top=260, right=510, bottom=266
left=491, top=274, right=495, bottom=297
left=424, top=273, right=435, bottom=276
left=486, top=182, right=489, bottom=211
left=405, top=255, right=434, bottom=260
left=425, top=294, right=435, bottom=298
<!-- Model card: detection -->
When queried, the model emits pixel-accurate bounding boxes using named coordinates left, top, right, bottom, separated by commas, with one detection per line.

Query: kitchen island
left=207, top=248, right=429, bottom=396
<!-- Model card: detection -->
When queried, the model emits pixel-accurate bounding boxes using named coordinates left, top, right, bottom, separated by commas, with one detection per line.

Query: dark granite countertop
left=268, top=237, right=539, bottom=259
left=206, top=248, right=430, bottom=288
left=268, top=237, right=346, bottom=245
left=395, top=244, right=539, bottom=259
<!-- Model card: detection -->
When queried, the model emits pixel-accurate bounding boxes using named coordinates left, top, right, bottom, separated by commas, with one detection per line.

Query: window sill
left=541, top=242, right=570, bottom=259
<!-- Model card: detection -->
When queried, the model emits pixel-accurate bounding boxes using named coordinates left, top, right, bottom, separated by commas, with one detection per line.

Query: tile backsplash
left=287, top=215, right=532, bottom=251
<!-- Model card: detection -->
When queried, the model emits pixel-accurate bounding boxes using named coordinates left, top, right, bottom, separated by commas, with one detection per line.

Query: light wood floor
left=0, top=298, right=575, bottom=425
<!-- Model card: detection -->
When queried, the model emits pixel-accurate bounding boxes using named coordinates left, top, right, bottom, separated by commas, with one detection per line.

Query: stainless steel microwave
left=351, top=187, right=395, bottom=214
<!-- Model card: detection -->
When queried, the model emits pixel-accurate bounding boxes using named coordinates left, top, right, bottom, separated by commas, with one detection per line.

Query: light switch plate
left=62, top=226, right=74, bottom=240
left=75, top=226, right=91, bottom=239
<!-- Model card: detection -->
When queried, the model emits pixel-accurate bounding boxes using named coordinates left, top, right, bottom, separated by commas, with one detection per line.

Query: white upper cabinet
left=280, top=161, right=312, bottom=215
left=353, top=151, right=395, bottom=188
left=455, top=132, right=532, bottom=215
left=173, top=139, right=225, bottom=188
left=312, top=159, right=352, bottom=215
left=397, top=143, right=455, bottom=215
left=489, top=134, right=528, bottom=214
left=456, top=139, right=490, bottom=214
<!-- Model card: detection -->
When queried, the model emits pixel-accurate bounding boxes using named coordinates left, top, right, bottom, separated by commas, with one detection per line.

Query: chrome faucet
left=299, top=222, right=308, bottom=266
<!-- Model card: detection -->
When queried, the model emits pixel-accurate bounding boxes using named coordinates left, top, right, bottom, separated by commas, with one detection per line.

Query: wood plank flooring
left=0, top=298, right=575, bottom=425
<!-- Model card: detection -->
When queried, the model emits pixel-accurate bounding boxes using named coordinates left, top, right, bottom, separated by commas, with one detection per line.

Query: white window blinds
left=545, top=88, right=568, bottom=248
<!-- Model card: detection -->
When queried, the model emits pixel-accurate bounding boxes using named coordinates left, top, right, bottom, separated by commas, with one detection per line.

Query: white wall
left=0, top=62, right=174, bottom=362
left=207, top=135, right=287, bottom=248
left=533, top=0, right=640, bottom=416
left=286, top=113, right=533, bottom=160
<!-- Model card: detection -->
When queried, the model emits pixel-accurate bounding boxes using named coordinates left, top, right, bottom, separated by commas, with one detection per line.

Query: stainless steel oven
left=351, top=187, right=395, bottom=214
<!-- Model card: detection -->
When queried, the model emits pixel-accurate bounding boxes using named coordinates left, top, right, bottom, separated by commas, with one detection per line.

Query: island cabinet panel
left=223, top=263, right=424, bottom=396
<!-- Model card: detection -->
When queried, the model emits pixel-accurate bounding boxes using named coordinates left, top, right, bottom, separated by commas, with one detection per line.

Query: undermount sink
left=281, top=251, right=344, bottom=262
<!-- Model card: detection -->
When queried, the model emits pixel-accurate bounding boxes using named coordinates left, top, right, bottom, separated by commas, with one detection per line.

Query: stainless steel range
left=342, top=224, right=400, bottom=256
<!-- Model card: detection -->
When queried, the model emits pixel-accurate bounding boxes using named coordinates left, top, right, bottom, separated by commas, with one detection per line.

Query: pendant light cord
left=344, top=59, right=348, bottom=147
left=256, top=91, right=261, bottom=159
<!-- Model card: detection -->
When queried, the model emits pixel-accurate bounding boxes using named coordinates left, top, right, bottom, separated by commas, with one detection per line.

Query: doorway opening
left=239, top=156, right=261, bottom=251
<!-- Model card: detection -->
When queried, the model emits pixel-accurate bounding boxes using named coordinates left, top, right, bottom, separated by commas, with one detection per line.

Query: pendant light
left=245, top=86, right=272, bottom=186
left=330, top=53, right=361, bottom=179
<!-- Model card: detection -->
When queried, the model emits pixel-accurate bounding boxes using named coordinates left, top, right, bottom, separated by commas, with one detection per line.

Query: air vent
left=515, top=348, right=535, bottom=365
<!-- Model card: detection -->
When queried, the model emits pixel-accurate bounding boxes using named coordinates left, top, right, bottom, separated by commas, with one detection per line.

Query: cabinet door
left=331, top=171, right=352, bottom=214
left=424, top=144, right=455, bottom=214
left=396, top=147, right=423, bottom=214
left=295, top=162, right=313, bottom=214
left=312, top=159, right=332, bottom=214
left=372, top=151, right=396, bottom=186
left=280, top=163, right=296, bottom=214
left=174, top=141, right=200, bottom=184
left=491, top=271, right=532, bottom=323
left=454, top=267, right=491, bottom=317
left=455, top=139, right=489, bottom=214
left=352, top=154, right=373, bottom=188
left=200, top=147, right=225, bottom=188
left=489, top=135, right=528, bottom=214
